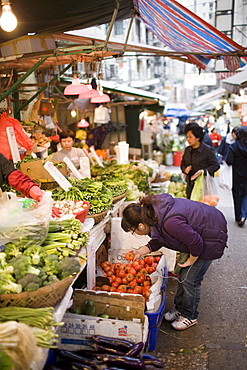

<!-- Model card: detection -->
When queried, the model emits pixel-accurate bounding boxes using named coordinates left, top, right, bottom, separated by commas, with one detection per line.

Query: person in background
left=225, top=126, right=247, bottom=227
left=51, top=129, right=86, bottom=169
left=0, top=153, right=61, bottom=218
left=185, top=122, right=214, bottom=148
left=181, top=125, right=220, bottom=199
left=121, top=194, right=228, bottom=330
left=209, top=127, right=221, bottom=149
left=217, top=127, right=238, bottom=161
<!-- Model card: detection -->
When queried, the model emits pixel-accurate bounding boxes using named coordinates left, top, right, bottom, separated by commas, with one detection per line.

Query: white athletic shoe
left=164, top=307, right=181, bottom=322
left=171, top=315, right=197, bottom=330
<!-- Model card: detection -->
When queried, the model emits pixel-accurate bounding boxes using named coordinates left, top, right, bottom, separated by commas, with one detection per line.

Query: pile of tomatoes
left=93, top=253, right=161, bottom=301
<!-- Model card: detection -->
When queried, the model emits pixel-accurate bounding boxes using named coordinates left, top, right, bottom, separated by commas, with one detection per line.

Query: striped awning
left=133, top=0, right=246, bottom=70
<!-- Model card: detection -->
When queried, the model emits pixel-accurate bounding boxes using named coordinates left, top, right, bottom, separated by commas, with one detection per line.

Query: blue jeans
left=240, top=195, right=247, bottom=218
left=175, top=258, right=212, bottom=320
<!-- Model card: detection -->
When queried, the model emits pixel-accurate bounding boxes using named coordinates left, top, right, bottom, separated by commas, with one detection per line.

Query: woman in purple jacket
left=121, top=193, right=228, bottom=330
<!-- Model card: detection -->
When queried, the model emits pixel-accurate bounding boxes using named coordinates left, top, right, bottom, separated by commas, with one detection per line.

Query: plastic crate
left=145, top=290, right=166, bottom=351
left=161, top=266, right=169, bottom=291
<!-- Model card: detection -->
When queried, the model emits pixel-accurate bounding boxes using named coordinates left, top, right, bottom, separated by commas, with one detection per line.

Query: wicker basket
left=112, top=192, right=127, bottom=204
left=86, top=209, right=108, bottom=224
left=0, top=276, right=74, bottom=308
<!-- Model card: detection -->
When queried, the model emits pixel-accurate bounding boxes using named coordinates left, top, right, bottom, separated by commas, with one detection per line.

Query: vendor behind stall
left=51, top=129, right=86, bottom=169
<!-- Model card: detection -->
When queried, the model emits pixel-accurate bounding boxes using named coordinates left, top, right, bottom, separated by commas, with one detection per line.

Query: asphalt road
left=151, top=170, right=247, bottom=369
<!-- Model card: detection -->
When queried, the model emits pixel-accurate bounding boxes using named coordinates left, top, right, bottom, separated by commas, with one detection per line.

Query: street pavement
left=151, top=167, right=247, bottom=369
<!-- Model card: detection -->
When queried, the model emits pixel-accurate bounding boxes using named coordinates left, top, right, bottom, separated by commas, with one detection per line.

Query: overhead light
left=0, top=0, right=18, bottom=32
left=70, top=109, right=77, bottom=117
left=77, top=119, right=90, bottom=128
left=79, top=88, right=100, bottom=99
left=64, top=77, right=90, bottom=95
left=91, top=91, right=110, bottom=103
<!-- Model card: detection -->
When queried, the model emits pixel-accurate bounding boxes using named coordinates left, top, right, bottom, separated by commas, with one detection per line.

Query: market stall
left=0, top=137, right=178, bottom=369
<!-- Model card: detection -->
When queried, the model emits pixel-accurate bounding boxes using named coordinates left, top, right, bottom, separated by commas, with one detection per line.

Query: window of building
left=115, top=21, right=124, bottom=36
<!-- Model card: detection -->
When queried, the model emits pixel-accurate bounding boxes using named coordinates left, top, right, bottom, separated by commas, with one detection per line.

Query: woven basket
left=112, top=192, right=127, bottom=204
left=0, top=276, right=74, bottom=308
left=87, top=209, right=108, bottom=224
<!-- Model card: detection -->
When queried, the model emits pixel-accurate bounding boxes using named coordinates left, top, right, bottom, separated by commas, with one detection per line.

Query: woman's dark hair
left=121, top=195, right=158, bottom=232
left=184, top=123, right=204, bottom=142
left=59, top=129, right=75, bottom=141
left=236, top=126, right=247, bottom=144
left=232, top=127, right=238, bottom=135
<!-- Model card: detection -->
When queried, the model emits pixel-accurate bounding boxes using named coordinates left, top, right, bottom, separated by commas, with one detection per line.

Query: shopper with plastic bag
left=225, top=126, right=247, bottom=227
left=121, top=193, right=228, bottom=330
left=181, top=124, right=220, bottom=199
left=0, top=152, right=61, bottom=218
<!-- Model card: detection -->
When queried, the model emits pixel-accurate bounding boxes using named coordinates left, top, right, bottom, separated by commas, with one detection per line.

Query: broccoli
left=23, top=246, right=47, bottom=266
left=42, top=275, right=60, bottom=286
left=0, top=253, right=14, bottom=275
left=57, top=257, right=80, bottom=279
left=0, top=275, right=22, bottom=294
left=11, top=255, right=40, bottom=280
left=17, top=273, right=41, bottom=292
left=3, top=243, right=22, bottom=260
left=38, top=269, right=48, bottom=283
left=43, top=255, right=60, bottom=276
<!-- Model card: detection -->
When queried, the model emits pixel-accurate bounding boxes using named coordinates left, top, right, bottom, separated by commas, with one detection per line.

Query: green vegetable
left=85, top=300, right=95, bottom=316
left=43, top=255, right=60, bottom=276
left=174, top=253, right=189, bottom=274
left=0, top=275, right=22, bottom=294
left=0, top=349, right=13, bottom=370
left=11, top=255, right=40, bottom=280
left=57, top=257, right=80, bottom=279
left=23, top=245, right=47, bottom=265
left=17, top=273, right=41, bottom=292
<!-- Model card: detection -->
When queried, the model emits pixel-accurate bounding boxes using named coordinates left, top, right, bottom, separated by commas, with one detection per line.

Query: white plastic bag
left=218, top=163, right=232, bottom=191
left=0, top=192, right=53, bottom=246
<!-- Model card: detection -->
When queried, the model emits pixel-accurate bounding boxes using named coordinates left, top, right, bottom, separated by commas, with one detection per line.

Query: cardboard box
left=19, top=159, right=68, bottom=181
left=56, top=289, right=148, bottom=351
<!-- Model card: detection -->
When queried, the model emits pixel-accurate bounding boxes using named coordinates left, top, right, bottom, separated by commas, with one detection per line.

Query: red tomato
left=126, top=273, right=134, bottom=282
left=101, top=261, right=110, bottom=269
left=125, top=252, right=135, bottom=261
left=106, top=270, right=113, bottom=277
left=128, top=267, right=137, bottom=276
left=115, top=263, right=124, bottom=270
left=115, top=277, right=122, bottom=285
left=136, top=274, right=145, bottom=283
left=118, top=284, right=127, bottom=292
left=139, top=268, right=147, bottom=276
left=138, top=259, right=145, bottom=266
left=117, top=269, right=126, bottom=278
left=134, top=285, right=143, bottom=294
left=143, top=280, right=151, bottom=287
left=131, top=261, right=140, bottom=269
left=129, top=280, right=137, bottom=289
left=121, top=277, right=128, bottom=285
left=117, top=288, right=124, bottom=293
left=101, top=285, right=110, bottom=292
left=144, top=256, right=155, bottom=266
left=147, top=266, right=156, bottom=274
left=92, top=286, right=101, bottom=291
left=103, top=265, right=111, bottom=273
left=152, top=262, right=158, bottom=269
left=154, top=256, right=161, bottom=263
left=109, top=287, right=117, bottom=292
left=111, top=281, right=120, bottom=288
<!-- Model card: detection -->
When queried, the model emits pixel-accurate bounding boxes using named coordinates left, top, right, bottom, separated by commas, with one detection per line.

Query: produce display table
left=31, top=197, right=126, bottom=369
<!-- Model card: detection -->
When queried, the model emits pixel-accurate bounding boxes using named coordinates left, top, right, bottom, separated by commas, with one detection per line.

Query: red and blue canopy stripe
left=133, top=0, right=245, bottom=69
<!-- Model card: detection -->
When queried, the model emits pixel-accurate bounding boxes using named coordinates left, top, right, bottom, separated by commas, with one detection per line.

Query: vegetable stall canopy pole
left=133, top=0, right=246, bottom=70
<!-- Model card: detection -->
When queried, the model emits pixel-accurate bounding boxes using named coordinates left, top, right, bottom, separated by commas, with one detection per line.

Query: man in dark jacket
left=121, top=193, right=228, bottom=330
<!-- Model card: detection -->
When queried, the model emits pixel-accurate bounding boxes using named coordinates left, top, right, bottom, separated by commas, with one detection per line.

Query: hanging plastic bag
left=190, top=172, right=204, bottom=201
left=0, top=192, right=53, bottom=246
left=201, top=173, right=219, bottom=206
left=218, top=163, right=232, bottom=191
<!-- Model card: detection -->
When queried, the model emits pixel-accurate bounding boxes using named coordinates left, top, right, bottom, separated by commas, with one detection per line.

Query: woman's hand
left=185, top=165, right=192, bottom=174
left=29, top=186, right=44, bottom=202
left=131, top=246, right=151, bottom=260
left=178, top=254, right=198, bottom=267
left=190, top=170, right=203, bottom=181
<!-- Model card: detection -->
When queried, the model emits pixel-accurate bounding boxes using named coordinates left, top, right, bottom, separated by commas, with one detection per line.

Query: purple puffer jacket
left=147, top=193, right=228, bottom=261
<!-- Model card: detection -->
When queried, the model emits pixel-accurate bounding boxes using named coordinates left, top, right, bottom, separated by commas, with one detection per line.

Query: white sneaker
left=171, top=315, right=197, bottom=330
left=164, top=307, right=181, bottom=322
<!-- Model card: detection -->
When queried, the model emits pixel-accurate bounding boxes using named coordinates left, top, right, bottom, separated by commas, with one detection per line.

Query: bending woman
left=121, top=193, right=228, bottom=330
